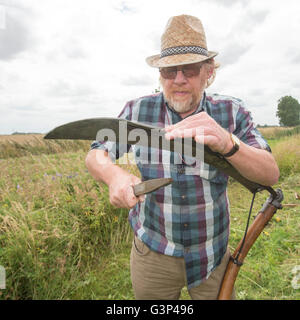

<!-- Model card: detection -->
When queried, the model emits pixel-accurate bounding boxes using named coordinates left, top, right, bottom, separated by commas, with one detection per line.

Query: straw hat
left=146, top=14, right=218, bottom=68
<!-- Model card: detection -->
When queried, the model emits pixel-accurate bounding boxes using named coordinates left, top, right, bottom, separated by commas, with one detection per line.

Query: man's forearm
left=226, top=141, right=280, bottom=186
left=85, top=149, right=125, bottom=186
left=85, top=149, right=144, bottom=208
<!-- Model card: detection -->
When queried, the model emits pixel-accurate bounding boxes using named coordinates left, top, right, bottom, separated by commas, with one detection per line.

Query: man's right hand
left=85, top=149, right=145, bottom=209
left=108, top=172, right=145, bottom=209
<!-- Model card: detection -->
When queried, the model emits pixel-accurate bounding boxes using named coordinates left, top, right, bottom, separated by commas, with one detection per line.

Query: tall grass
left=271, top=134, right=300, bottom=178
left=0, top=130, right=299, bottom=299
left=0, top=152, right=134, bottom=299
left=0, top=135, right=91, bottom=159
left=258, top=125, right=300, bottom=140
left=257, top=126, right=300, bottom=178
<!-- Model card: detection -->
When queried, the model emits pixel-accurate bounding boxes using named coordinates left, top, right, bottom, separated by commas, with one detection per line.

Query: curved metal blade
left=44, top=117, right=269, bottom=194
left=44, top=118, right=118, bottom=140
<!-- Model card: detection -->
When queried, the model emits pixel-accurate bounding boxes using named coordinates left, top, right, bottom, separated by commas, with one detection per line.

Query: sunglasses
left=159, top=63, right=203, bottom=80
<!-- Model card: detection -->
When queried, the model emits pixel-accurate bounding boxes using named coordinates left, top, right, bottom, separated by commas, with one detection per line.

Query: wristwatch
left=223, top=133, right=240, bottom=157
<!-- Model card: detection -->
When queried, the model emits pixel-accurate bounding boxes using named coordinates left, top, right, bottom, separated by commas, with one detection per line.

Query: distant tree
left=276, top=96, right=300, bottom=126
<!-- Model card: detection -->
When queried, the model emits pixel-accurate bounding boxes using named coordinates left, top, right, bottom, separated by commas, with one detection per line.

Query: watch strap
left=223, top=134, right=240, bottom=157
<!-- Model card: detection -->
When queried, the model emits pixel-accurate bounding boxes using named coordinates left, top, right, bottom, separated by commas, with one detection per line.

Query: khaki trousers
left=130, top=236, right=235, bottom=300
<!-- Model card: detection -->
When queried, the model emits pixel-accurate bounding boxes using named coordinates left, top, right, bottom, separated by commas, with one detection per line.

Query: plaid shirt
left=91, top=91, right=270, bottom=289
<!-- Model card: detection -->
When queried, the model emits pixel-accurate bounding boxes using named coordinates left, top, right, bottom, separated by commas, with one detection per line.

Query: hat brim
left=146, top=51, right=218, bottom=68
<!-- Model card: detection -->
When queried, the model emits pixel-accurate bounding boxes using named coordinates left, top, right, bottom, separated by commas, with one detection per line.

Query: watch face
left=232, top=134, right=240, bottom=147
left=223, top=134, right=240, bottom=157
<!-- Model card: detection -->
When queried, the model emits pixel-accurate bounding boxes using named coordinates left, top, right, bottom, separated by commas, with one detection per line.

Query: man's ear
left=207, top=61, right=214, bottom=79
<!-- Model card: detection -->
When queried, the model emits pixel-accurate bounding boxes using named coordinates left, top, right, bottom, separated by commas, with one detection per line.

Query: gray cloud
left=250, top=9, right=269, bottom=25
left=234, top=9, right=269, bottom=34
left=63, top=38, right=87, bottom=59
left=113, top=1, right=138, bottom=14
left=146, top=30, right=161, bottom=54
left=217, top=41, right=250, bottom=66
left=216, top=7, right=269, bottom=67
left=290, top=52, right=300, bottom=64
left=249, top=88, right=265, bottom=99
left=45, top=79, right=95, bottom=98
left=191, top=0, right=248, bottom=8
left=0, top=94, right=44, bottom=123
left=10, top=104, right=43, bottom=111
left=121, top=74, right=154, bottom=86
left=0, top=5, right=35, bottom=60
left=215, top=0, right=248, bottom=7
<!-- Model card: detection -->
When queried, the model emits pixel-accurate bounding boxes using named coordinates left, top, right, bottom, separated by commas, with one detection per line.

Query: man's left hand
left=164, top=112, right=233, bottom=155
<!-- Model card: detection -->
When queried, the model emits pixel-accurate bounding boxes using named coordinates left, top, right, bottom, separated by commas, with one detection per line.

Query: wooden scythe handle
left=218, top=189, right=283, bottom=300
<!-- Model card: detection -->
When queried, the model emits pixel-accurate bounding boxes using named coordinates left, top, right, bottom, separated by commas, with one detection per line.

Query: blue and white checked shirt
left=91, top=91, right=270, bottom=289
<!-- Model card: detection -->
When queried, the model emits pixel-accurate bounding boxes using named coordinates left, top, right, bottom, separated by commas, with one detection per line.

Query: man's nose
left=173, top=70, right=187, bottom=84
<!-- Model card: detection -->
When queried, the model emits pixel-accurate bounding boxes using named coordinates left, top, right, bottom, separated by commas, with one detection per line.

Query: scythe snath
left=218, top=188, right=283, bottom=299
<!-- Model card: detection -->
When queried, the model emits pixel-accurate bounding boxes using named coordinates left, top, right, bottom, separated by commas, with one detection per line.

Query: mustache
left=171, top=90, right=191, bottom=93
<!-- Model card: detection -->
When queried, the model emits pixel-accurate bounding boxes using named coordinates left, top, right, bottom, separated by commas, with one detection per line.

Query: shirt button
left=183, top=223, right=188, bottom=228
left=184, top=248, right=190, bottom=254
left=177, top=165, right=185, bottom=174
left=181, top=195, right=186, bottom=199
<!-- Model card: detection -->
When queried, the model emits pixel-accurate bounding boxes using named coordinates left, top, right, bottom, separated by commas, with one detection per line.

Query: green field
left=0, top=128, right=299, bottom=300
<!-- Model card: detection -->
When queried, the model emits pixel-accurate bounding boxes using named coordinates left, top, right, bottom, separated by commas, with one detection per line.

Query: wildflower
left=275, top=217, right=281, bottom=223
left=263, top=231, right=270, bottom=236
left=56, top=173, right=62, bottom=177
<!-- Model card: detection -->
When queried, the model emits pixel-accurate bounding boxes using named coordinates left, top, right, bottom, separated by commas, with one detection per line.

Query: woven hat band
left=160, top=45, right=208, bottom=58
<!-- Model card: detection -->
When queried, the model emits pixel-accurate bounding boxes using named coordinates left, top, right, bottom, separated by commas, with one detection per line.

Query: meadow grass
left=0, top=152, right=134, bottom=299
left=0, top=134, right=90, bottom=159
left=0, top=132, right=299, bottom=300
left=259, top=125, right=300, bottom=140
left=270, top=134, right=300, bottom=178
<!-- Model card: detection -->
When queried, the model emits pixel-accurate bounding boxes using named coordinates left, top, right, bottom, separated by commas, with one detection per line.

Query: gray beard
left=166, top=96, right=195, bottom=114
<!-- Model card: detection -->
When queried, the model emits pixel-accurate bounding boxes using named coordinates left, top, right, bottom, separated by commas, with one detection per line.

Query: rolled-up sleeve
left=90, top=100, right=134, bottom=160
left=234, top=103, right=271, bottom=153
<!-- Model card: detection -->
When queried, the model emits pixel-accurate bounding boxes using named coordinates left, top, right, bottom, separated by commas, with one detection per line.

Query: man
left=85, top=14, right=279, bottom=299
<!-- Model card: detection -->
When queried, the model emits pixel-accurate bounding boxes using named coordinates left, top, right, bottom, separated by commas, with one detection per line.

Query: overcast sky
left=0, top=0, right=299, bottom=134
